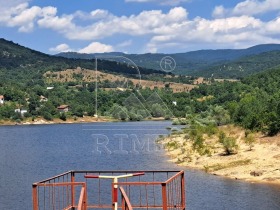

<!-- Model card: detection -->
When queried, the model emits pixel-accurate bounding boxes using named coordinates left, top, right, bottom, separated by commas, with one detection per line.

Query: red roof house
left=57, top=105, right=69, bottom=112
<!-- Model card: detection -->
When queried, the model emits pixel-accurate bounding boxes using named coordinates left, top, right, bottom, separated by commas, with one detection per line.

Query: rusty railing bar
left=77, top=184, right=87, bottom=210
left=34, top=170, right=181, bottom=184
left=33, top=171, right=73, bottom=184
left=161, top=183, right=167, bottom=210
left=120, top=187, right=133, bottom=210
left=32, top=184, right=38, bottom=210
left=71, top=171, right=75, bottom=208
left=114, top=182, right=163, bottom=186
left=164, top=170, right=184, bottom=184
left=181, top=172, right=186, bottom=209
left=73, top=170, right=180, bottom=174
left=36, top=182, right=85, bottom=187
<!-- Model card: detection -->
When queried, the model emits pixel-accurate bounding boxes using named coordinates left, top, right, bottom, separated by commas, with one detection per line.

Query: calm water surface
left=0, top=121, right=279, bottom=210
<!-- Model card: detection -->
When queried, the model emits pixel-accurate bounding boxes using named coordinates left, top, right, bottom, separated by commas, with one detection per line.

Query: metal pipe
left=71, top=171, right=75, bottom=209
left=32, top=184, right=38, bottom=210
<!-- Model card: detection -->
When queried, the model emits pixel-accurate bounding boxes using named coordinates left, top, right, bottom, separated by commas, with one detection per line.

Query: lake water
left=0, top=121, right=279, bottom=210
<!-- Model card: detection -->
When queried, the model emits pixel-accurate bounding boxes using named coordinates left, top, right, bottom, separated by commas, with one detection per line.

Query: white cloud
left=125, top=0, right=189, bottom=6
left=8, top=6, right=41, bottom=27
left=212, top=5, right=227, bottom=18
left=2, top=0, right=280, bottom=53
left=36, top=5, right=280, bottom=52
left=37, top=14, right=74, bottom=31
left=213, top=0, right=280, bottom=18
left=78, top=42, right=114, bottom=53
left=233, top=0, right=280, bottom=16
left=90, top=9, right=111, bottom=19
left=49, top=44, right=72, bottom=53
left=64, top=7, right=188, bottom=40
left=0, top=0, right=30, bottom=10
left=49, top=42, right=114, bottom=53
left=146, top=15, right=280, bottom=52
left=0, top=2, right=60, bottom=32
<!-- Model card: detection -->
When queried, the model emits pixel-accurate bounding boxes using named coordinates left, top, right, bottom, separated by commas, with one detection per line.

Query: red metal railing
left=77, top=185, right=87, bottom=210
left=32, top=170, right=185, bottom=210
left=120, top=187, right=133, bottom=210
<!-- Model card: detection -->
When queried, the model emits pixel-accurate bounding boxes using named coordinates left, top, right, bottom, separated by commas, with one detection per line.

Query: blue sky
left=1, top=0, right=280, bottom=54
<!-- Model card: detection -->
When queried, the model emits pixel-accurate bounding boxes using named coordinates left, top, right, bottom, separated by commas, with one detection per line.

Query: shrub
left=119, top=110, right=128, bottom=121
left=60, top=112, right=67, bottom=121
left=165, top=141, right=179, bottom=150
left=219, top=132, right=238, bottom=155
left=43, top=112, right=53, bottom=121
left=205, top=123, right=218, bottom=137
left=244, top=132, right=255, bottom=151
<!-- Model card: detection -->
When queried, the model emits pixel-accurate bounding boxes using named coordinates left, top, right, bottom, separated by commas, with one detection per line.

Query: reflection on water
left=0, top=121, right=279, bottom=209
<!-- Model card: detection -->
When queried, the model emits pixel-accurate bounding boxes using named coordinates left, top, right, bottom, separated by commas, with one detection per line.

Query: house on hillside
left=57, top=105, right=69, bottom=113
left=15, top=108, right=28, bottom=116
left=0, top=95, right=4, bottom=105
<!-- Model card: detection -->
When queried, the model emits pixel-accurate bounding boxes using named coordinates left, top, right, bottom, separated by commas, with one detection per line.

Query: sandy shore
left=0, top=116, right=167, bottom=126
left=0, top=116, right=113, bottom=126
left=158, top=125, right=280, bottom=185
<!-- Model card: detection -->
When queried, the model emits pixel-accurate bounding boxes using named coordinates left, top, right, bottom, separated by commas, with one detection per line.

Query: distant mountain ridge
left=0, top=38, right=163, bottom=81
left=57, top=44, right=280, bottom=77
left=1, top=38, right=280, bottom=79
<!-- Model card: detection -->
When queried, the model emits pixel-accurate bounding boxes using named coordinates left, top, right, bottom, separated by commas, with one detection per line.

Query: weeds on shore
left=204, top=159, right=251, bottom=172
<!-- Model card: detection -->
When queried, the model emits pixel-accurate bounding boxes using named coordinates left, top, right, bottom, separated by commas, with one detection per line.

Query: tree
left=0, top=104, right=15, bottom=119
left=219, top=131, right=238, bottom=155
left=244, top=131, right=255, bottom=151
left=119, top=110, right=127, bottom=121
left=211, top=105, right=231, bottom=126
left=28, top=95, right=40, bottom=115
left=42, top=112, right=53, bottom=121
left=151, top=104, right=165, bottom=118
left=60, top=112, right=67, bottom=121
left=72, top=105, right=84, bottom=117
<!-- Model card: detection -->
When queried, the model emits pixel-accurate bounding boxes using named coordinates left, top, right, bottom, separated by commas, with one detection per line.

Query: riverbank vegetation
left=1, top=66, right=280, bottom=137
left=2, top=38, right=280, bottom=137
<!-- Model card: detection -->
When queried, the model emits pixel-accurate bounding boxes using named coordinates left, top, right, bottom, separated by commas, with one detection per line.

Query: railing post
left=162, top=183, right=167, bottom=210
left=121, top=193, right=124, bottom=210
left=83, top=184, right=87, bottom=210
left=111, top=182, right=115, bottom=210
left=181, top=171, right=186, bottom=209
left=71, top=171, right=75, bottom=209
left=32, top=184, right=38, bottom=210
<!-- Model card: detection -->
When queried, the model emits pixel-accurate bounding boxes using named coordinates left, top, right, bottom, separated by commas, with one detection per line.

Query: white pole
left=114, top=177, right=118, bottom=210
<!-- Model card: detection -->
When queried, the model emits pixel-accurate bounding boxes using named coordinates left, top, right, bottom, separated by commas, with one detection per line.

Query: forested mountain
left=0, top=38, right=163, bottom=82
left=192, top=51, right=280, bottom=78
left=57, top=44, right=280, bottom=78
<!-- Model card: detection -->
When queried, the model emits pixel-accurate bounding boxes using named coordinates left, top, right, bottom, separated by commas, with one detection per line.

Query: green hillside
left=192, top=51, right=280, bottom=79
left=2, top=38, right=280, bottom=135
left=57, top=44, right=280, bottom=78
left=0, top=38, right=164, bottom=83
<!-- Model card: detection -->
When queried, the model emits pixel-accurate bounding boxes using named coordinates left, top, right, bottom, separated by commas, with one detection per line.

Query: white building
left=0, top=95, right=4, bottom=105
left=15, top=109, right=28, bottom=116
